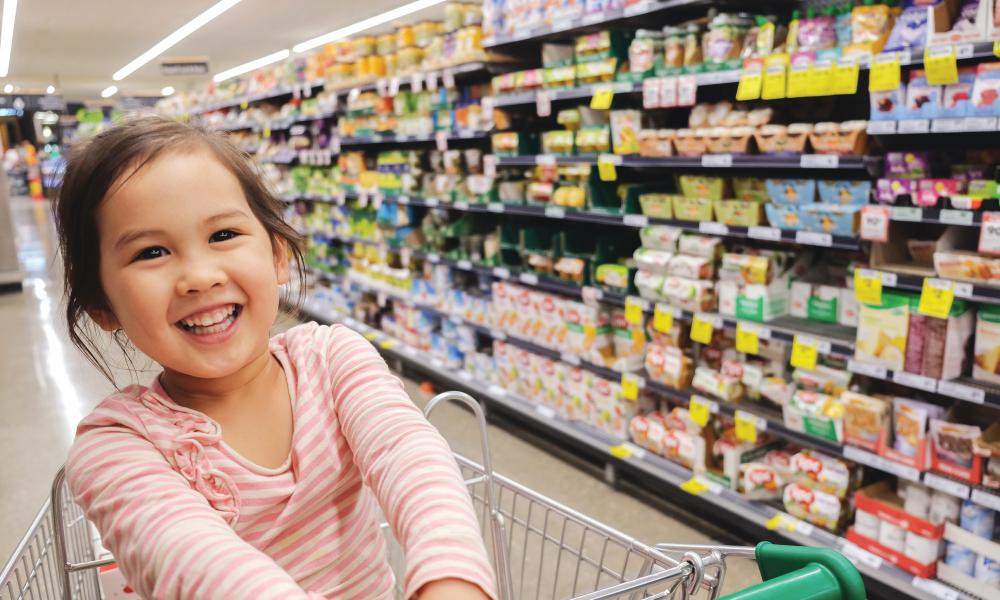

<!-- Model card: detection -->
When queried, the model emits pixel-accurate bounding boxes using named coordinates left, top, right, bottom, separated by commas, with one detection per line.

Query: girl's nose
left=176, top=261, right=228, bottom=295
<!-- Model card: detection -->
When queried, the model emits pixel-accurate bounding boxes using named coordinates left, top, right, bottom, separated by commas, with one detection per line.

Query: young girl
left=57, top=116, right=496, bottom=600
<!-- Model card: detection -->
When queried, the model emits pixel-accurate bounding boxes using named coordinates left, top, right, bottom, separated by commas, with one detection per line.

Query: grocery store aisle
left=0, top=197, right=757, bottom=594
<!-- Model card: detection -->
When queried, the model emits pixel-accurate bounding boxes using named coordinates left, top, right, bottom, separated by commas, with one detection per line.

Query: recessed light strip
left=292, top=0, right=446, bottom=54
left=101, top=85, right=118, bottom=98
left=112, top=0, right=242, bottom=81
left=212, top=49, right=289, bottom=83
left=0, top=0, right=18, bottom=78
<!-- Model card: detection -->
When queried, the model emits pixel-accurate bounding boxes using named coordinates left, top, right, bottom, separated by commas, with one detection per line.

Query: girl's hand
left=416, top=578, right=491, bottom=600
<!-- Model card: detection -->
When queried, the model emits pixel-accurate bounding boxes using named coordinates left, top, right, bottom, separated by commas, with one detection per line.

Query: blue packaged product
left=945, top=542, right=977, bottom=577
left=885, top=5, right=929, bottom=53
left=870, top=85, right=907, bottom=121
left=905, top=71, right=942, bottom=120
left=817, top=180, right=872, bottom=206
left=800, top=204, right=861, bottom=236
left=960, top=500, right=995, bottom=538
left=941, top=68, right=977, bottom=119
left=976, top=554, right=1000, bottom=585
left=765, top=178, right=816, bottom=204
left=764, top=204, right=804, bottom=230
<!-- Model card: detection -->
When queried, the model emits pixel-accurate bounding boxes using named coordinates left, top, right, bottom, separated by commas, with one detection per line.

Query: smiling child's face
left=93, top=147, right=289, bottom=380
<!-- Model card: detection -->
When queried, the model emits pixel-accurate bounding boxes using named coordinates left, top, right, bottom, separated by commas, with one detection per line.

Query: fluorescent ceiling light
left=101, top=85, right=118, bottom=98
left=45, top=84, right=54, bottom=94
left=293, top=0, right=446, bottom=54
left=161, top=85, right=175, bottom=96
left=213, top=49, right=288, bottom=83
left=112, top=0, right=241, bottom=81
left=0, top=0, right=18, bottom=77
left=2, top=83, right=10, bottom=93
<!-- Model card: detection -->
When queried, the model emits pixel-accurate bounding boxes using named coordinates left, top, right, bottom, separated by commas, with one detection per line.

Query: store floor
left=1, top=197, right=758, bottom=596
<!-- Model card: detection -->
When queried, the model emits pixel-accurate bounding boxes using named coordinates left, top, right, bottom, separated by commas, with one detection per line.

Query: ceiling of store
left=12, top=0, right=444, bottom=101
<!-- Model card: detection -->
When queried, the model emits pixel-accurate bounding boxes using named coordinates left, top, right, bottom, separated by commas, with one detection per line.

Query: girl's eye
left=210, top=230, right=239, bottom=243
left=134, top=246, right=167, bottom=262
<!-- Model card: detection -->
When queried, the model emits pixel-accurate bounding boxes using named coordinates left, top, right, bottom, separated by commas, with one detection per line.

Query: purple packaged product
left=886, top=151, right=932, bottom=178
left=905, top=313, right=928, bottom=375
left=876, top=178, right=917, bottom=204
left=885, top=5, right=928, bottom=52
left=798, top=14, right=836, bottom=51
left=953, top=0, right=981, bottom=32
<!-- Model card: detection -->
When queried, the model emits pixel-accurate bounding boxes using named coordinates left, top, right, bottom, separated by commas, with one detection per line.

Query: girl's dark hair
left=55, top=115, right=306, bottom=383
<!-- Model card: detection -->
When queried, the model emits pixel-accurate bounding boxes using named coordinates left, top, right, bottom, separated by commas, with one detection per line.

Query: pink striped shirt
left=66, top=323, right=496, bottom=599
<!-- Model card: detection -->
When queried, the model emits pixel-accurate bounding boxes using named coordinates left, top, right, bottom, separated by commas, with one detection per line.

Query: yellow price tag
left=624, top=296, right=645, bottom=325
left=995, top=40, right=1000, bottom=58
left=734, top=410, right=759, bottom=443
left=583, top=324, right=597, bottom=345
left=831, top=59, right=860, bottom=95
left=791, top=335, right=818, bottom=370
left=786, top=64, right=811, bottom=98
left=809, top=60, right=833, bottom=96
left=239, top=100, right=249, bottom=110
left=688, top=395, right=712, bottom=428
left=735, top=322, right=760, bottom=355
left=924, top=46, right=959, bottom=86
left=680, top=477, right=709, bottom=495
left=609, top=444, right=633, bottom=459
left=765, top=512, right=799, bottom=532
left=653, top=303, right=674, bottom=333
left=765, top=513, right=782, bottom=530
left=918, top=277, right=955, bottom=318
left=364, top=331, right=379, bottom=341
left=622, top=374, right=642, bottom=401
left=262, top=126, right=271, bottom=138
left=590, top=86, right=614, bottom=110
left=690, top=314, right=714, bottom=345
left=735, top=59, right=763, bottom=101
left=761, top=54, right=788, bottom=100
left=869, top=53, right=902, bottom=92
left=597, top=154, right=618, bottom=181
left=379, top=339, right=397, bottom=350
left=853, top=269, right=883, bottom=305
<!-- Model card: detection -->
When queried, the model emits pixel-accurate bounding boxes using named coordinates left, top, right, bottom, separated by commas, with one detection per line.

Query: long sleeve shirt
left=66, top=322, right=497, bottom=599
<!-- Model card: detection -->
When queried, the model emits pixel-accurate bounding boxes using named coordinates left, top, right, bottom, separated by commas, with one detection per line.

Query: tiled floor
left=0, top=197, right=758, bottom=596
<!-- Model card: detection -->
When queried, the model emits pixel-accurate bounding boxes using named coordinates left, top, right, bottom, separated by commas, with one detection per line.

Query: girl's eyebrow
left=114, top=210, right=251, bottom=250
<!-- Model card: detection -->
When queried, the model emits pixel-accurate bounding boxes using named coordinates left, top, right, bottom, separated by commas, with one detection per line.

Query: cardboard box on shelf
left=854, top=292, right=912, bottom=372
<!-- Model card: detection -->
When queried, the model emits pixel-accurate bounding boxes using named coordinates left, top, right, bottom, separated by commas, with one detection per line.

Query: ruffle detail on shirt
left=138, top=389, right=241, bottom=526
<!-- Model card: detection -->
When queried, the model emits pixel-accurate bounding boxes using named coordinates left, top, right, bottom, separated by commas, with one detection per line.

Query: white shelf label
left=923, top=472, right=970, bottom=500
left=937, top=380, right=986, bottom=404
left=426, top=253, right=441, bottom=263
left=560, top=352, right=582, bottom=366
left=489, top=329, right=506, bottom=340
left=536, top=90, right=552, bottom=117
left=623, top=1, right=651, bottom=16
left=701, top=154, right=733, bottom=167
left=487, top=202, right=505, bottom=213
left=487, top=384, right=507, bottom=398
left=458, top=370, right=473, bottom=381
left=535, top=404, right=557, bottom=419
left=535, top=154, right=557, bottom=166
left=971, top=488, right=1000, bottom=512
left=799, top=154, right=839, bottom=168
left=397, top=195, right=410, bottom=205
left=623, top=214, right=648, bottom=227
left=898, top=119, right=930, bottom=134
left=425, top=197, right=440, bottom=207
left=483, top=154, right=498, bottom=179
left=911, top=577, right=959, bottom=600
left=844, top=445, right=921, bottom=482
left=893, top=370, right=939, bottom=393
left=699, top=222, right=729, bottom=236
left=492, top=267, right=511, bottom=279
left=453, top=201, right=469, bottom=210
left=545, top=206, right=566, bottom=218
left=847, top=359, right=888, bottom=380
left=931, top=118, right=966, bottom=133
left=457, top=260, right=473, bottom=270
left=795, top=231, right=833, bottom=247
left=867, top=120, right=897, bottom=135
left=940, top=209, right=974, bottom=225
left=748, top=226, right=782, bottom=241
left=965, top=116, right=998, bottom=131
left=891, top=206, right=923, bottom=222
left=430, top=358, right=444, bottom=369
left=519, top=272, right=539, bottom=285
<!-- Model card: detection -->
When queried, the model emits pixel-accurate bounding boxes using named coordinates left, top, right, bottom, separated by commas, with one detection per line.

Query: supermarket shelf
left=327, top=60, right=495, bottom=96
left=483, top=0, right=714, bottom=48
left=338, top=129, right=491, bottom=147
left=888, top=206, right=984, bottom=227
left=853, top=267, right=1000, bottom=306
left=297, top=292, right=963, bottom=600
left=847, top=358, right=1000, bottom=408
left=868, top=117, right=1000, bottom=136
left=495, top=154, right=874, bottom=173
left=191, top=80, right=325, bottom=116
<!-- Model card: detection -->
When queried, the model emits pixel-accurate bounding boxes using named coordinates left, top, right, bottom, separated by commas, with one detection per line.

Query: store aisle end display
left=158, top=1, right=1000, bottom=599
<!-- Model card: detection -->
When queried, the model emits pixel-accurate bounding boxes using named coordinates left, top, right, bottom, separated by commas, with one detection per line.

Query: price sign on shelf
left=869, top=52, right=902, bottom=92
left=735, top=58, right=763, bottom=101
left=924, top=45, right=959, bottom=86
left=621, top=373, right=644, bottom=401
left=597, top=153, right=620, bottom=181
left=734, top=410, right=763, bottom=443
left=590, top=86, right=614, bottom=110
left=653, top=303, right=674, bottom=333
left=919, top=278, right=955, bottom=318
left=809, top=59, right=834, bottom=97
left=854, top=269, right=884, bottom=305
left=831, top=57, right=861, bottom=95
left=786, top=62, right=811, bottom=98
left=761, top=55, right=788, bottom=100
left=791, top=335, right=819, bottom=370
left=435, top=131, right=448, bottom=151
left=624, top=296, right=646, bottom=325
left=688, top=395, right=716, bottom=428
left=690, top=313, right=715, bottom=345
left=735, top=322, right=760, bottom=355
left=979, top=212, right=1000, bottom=256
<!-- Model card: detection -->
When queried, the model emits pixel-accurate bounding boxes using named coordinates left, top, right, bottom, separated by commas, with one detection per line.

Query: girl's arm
left=66, top=424, right=324, bottom=600
left=324, top=326, right=497, bottom=600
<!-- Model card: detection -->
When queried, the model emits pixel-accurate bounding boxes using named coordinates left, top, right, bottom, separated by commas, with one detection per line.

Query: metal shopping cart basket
left=2, top=391, right=866, bottom=600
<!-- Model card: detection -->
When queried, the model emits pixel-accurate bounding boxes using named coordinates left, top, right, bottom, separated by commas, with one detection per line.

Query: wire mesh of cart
left=2, top=390, right=866, bottom=600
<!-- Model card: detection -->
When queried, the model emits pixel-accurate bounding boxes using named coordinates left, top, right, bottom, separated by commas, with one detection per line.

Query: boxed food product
left=666, top=254, right=714, bottom=280
left=692, top=366, right=743, bottom=401
left=930, top=419, right=983, bottom=483
left=629, top=412, right=669, bottom=455
left=941, top=68, right=977, bottom=119
left=732, top=177, right=768, bottom=202
left=789, top=449, right=854, bottom=498
left=739, top=463, right=784, bottom=500
left=718, top=278, right=791, bottom=322
left=905, top=71, right=942, bottom=120
left=753, top=123, right=813, bottom=154
left=891, top=397, right=945, bottom=464
left=854, top=292, right=911, bottom=371
left=843, top=391, right=889, bottom=452
left=661, top=277, right=716, bottom=312
left=817, top=180, right=872, bottom=206
left=838, top=288, right=860, bottom=327
left=635, top=270, right=667, bottom=301
left=783, top=391, right=845, bottom=443
left=639, top=129, right=675, bottom=157
left=610, top=110, right=641, bottom=155
left=790, top=282, right=840, bottom=323
left=677, top=234, right=723, bottom=259
left=638, top=193, right=676, bottom=218
left=672, top=197, right=714, bottom=222
left=800, top=204, right=861, bottom=236
left=679, top=175, right=729, bottom=200
left=719, top=253, right=775, bottom=285
left=596, top=264, right=630, bottom=291
left=765, top=204, right=804, bottom=230
left=784, top=482, right=846, bottom=530
left=633, top=248, right=674, bottom=274
left=922, top=300, right=974, bottom=380
left=713, top=199, right=765, bottom=226
left=970, top=63, right=1000, bottom=117
left=975, top=306, right=1000, bottom=384
left=673, top=128, right=708, bottom=156
left=645, top=343, right=693, bottom=389
left=640, top=225, right=683, bottom=251
left=766, top=178, right=816, bottom=205
left=661, top=427, right=709, bottom=470
left=870, top=85, right=907, bottom=121
left=792, top=364, right=852, bottom=397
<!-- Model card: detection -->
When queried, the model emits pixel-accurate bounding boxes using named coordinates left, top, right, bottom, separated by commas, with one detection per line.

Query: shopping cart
left=1, top=390, right=866, bottom=600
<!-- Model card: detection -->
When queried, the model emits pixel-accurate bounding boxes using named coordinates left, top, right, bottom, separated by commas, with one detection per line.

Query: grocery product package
left=854, top=292, right=912, bottom=371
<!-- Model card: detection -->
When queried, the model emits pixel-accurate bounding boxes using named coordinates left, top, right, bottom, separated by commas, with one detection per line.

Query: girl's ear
left=273, top=237, right=290, bottom=285
left=88, top=308, right=121, bottom=332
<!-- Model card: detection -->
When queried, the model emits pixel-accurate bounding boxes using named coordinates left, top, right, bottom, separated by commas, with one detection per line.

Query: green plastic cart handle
left=719, top=542, right=866, bottom=600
